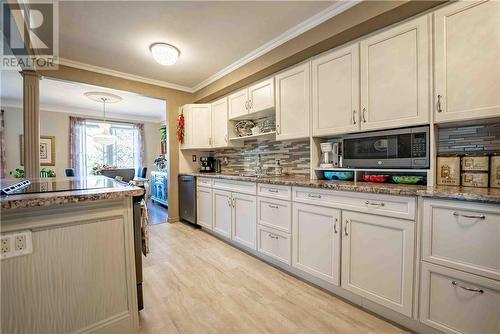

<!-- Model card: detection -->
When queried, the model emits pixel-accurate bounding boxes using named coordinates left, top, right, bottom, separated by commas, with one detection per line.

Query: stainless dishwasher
left=179, top=175, right=196, bottom=224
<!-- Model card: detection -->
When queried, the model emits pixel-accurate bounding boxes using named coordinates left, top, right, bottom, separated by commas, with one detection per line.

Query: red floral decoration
left=177, top=112, right=185, bottom=144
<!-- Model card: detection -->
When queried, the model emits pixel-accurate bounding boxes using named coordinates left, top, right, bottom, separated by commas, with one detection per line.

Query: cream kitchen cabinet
left=180, top=104, right=212, bottom=149
left=211, top=97, right=233, bottom=148
left=196, top=185, right=213, bottom=230
left=360, top=15, right=430, bottom=131
left=275, top=62, right=310, bottom=140
left=434, top=0, right=500, bottom=123
left=312, top=43, right=360, bottom=136
left=292, top=203, right=341, bottom=285
left=341, top=210, right=414, bottom=316
left=212, top=189, right=232, bottom=238
left=228, top=78, right=274, bottom=120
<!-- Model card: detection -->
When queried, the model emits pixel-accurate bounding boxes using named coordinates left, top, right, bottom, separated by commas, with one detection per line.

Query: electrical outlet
left=1, top=231, right=32, bottom=259
left=1, top=238, right=10, bottom=254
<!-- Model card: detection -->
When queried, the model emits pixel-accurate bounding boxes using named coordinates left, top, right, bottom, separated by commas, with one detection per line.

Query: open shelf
left=314, top=167, right=430, bottom=173
left=229, top=131, right=276, bottom=142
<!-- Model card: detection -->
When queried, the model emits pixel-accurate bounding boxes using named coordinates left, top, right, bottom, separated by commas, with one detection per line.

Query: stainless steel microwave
left=341, top=126, right=429, bottom=169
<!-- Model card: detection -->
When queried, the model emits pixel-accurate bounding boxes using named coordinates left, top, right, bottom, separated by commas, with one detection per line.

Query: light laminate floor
left=139, top=222, right=409, bottom=334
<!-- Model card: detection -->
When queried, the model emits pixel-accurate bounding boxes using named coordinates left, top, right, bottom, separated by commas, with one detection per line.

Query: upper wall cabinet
left=434, top=0, right=500, bottom=123
left=360, top=15, right=430, bottom=131
left=228, top=78, right=274, bottom=120
left=180, top=104, right=212, bottom=150
left=312, top=44, right=360, bottom=136
left=211, top=97, right=233, bottom=148
left=275, top=62, right=311, bottom=140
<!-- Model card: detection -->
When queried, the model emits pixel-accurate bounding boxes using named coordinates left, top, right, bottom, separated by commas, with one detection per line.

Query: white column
left=22, top=70, right=41, bottom=179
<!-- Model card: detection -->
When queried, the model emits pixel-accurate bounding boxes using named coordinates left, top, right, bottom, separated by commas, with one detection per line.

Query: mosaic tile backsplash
left=438, top=123, right=500, bottom=155
left=211, top=139, right=310, bottom=177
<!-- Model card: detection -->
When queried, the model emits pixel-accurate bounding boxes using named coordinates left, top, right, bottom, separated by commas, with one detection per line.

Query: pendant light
left=84, top=92, right=123, bottom=145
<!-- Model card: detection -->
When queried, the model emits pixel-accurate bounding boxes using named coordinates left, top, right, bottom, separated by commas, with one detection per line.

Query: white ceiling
left=58, top=1, right=348, bottom=91
left=1, top=70, right=166, bottom=122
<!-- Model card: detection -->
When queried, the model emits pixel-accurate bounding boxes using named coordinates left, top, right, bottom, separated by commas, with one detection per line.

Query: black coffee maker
left=199, top=156, right=215, bottom=172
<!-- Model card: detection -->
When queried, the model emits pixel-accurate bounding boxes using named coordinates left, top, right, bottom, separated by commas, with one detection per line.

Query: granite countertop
left=181, top=172, right=500, bottom=204
left=1, top=176, right=144, bottom=210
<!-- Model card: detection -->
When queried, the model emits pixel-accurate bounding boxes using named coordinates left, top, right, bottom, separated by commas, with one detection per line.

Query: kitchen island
left=1, top=176, right=143, bottom=334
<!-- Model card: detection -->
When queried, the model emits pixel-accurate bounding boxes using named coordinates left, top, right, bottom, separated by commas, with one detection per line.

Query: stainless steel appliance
left=199, top=156, right=215, bottom=172
left=342, top=126, right=429, bottom=169
left=179, top=175, right=196, bottom=224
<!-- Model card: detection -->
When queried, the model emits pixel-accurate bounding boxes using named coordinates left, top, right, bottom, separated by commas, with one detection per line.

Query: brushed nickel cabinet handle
left=362, top=108, right=367, bottom=123
left=268, top=188, right=279, bottom=193
left=334, top=218, right=338, bottom=234
left=437, top=95, right=443, bottom=113
left=268, top=204, right=279, bottom=209
left=227, top=198, right=232, bottom=207
left=276, top=124, right=281, bottom=135
left=352, top=110, right=357, bottom=125
left=232, top=198, right=236, bottom=208
left=452, top=281, right=484, bottom=294
left=308, top=193, right=322, bottom=199
left=224, top=134, right=228, bottom=143
left=344, top=219, right=349, bottom=236
left=365, top=201, right=385, bottom=207
left=453, top=212, right=485, bottom=220
left=268, top=233, right=279, bottom=239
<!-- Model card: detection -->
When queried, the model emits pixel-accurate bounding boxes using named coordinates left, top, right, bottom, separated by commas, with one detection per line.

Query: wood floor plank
left=139, top=223, right=409, bottom=334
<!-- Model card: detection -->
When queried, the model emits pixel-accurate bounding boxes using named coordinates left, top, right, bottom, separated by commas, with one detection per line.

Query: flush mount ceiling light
left=150, top=42, right=180, bottom=66
left=84, top=92, right=123, bottom=145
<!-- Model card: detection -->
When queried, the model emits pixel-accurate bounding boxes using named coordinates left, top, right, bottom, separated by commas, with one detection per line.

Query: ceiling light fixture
left=150, top=42, right=180, bottom=66
left=84, top=92, right=123, bottom=146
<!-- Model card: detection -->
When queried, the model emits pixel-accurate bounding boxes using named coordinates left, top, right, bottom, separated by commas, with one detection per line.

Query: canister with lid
left=461, top=155, right=489, bottom=171
left=461, top=171, right=489, bottom=188
left=490, top=155, right=500, bottom=189
left=437, top=156, right=460, bottom=186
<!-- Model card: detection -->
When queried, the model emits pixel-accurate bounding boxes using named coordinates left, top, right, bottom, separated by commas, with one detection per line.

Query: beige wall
left=3, top=107, right=162, bottom=179
left=38, top=65, right=194, bottom=222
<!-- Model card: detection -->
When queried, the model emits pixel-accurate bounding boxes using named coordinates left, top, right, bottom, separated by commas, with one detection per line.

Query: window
left=84, top=121, right=141, bottom=175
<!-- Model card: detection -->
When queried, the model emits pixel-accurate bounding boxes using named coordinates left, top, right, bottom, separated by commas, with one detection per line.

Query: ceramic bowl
left=392, top=176, right=424, bottom=184
left=324, top=171, right=354, bottom=181
left=362, top=174, right=390, bottom=183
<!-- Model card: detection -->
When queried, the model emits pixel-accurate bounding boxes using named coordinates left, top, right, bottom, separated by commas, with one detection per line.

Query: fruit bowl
left=392, top=176, right=425, bottom=184
left=324, top=171, right=354, bottom=181
left=362, top=174, right=390, bottom=183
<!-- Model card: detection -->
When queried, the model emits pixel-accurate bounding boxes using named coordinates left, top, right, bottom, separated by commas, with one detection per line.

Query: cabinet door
left=312, top=44, right=360, bottom=136
left=212, top=189, right=232, bottom=238
left=341, top=211, right=414, bottom=316
left=232, top=192, right=257, bottom=249
left=211, top=97, right=229, bottom=148
left=434, top=0, right=500, bottom=123
left=292, top=203, right=341, bottom=285
left=190, top=104, right=212, bottom=148
left=248, top=78, right=274, bottom=114
left=275, top=63, right=310, bottom=140
left=360, top=15, right=430, bottom=131
left=228, top=88, right=248, bottom=120
left=197, top=187, right=212, bottom=230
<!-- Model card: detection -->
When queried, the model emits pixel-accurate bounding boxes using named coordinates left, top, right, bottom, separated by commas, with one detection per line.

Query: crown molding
left=1, top=99, right=165, bottom=123
left=55, top=1, right=360, bottom=95
left=58, top=58, right=195, bottom=93
left=191, top=0, right=361, bottom=92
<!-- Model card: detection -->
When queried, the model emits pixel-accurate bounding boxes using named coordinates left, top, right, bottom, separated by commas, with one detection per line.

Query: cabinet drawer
left=422, top=199, right=500, bottom=280
left=257, top=183, right=291, bottom=200
left=197, top=177, right=213, bottom=188
left=212, top=179, right=256, bottom=195
left=257, top=225, right=291, bottom=265
left=420, top=262, right=500, bottom=334
left=293, top=187, right=416, bottom=220
left=257, top=197, right=291, bottom=233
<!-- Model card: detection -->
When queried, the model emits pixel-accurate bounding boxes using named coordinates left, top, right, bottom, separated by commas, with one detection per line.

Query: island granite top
left=1, top=176, right=144, bottom=210
left=181, top=173, right=500, bottom=204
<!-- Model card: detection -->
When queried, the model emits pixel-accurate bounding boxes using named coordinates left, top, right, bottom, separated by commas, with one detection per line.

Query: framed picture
left=20, top=135, right=56, bottom=166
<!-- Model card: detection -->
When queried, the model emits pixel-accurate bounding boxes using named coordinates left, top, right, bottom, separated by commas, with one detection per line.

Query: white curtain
left=69, top=116, right=87, bottom=177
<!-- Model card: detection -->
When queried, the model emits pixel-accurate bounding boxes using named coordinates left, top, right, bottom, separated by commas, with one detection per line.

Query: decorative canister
left=461, top=155, right=489, bottom=171
left=437, top=156, right=460, bottom=186
left=490, top=155, right=500, bottom=188
left=461, top=172, right=489, bottom=188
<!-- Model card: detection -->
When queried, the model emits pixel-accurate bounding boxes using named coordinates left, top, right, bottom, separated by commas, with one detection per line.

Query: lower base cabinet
left=257, top=225, right=291, bottom=265
left=197, top=187, right=213, bottom=230
left=420, top=262, right=500, bottom=334
left=292, top=203, right=341, bottom=285
left=212, top=189, right=232, bottom=238
left=341, top=210, right=414, bottom=317
left=232, top=193, right=257, bottom=249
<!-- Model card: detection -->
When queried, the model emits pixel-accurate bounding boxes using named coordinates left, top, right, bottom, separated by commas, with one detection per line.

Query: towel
left=140, top=199, right=150, bottom=256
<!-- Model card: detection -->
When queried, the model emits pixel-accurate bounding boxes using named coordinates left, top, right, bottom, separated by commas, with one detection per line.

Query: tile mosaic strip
left=212, top=139, right=310, bottom=176
left=438, top=123, right=500, bottom=154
